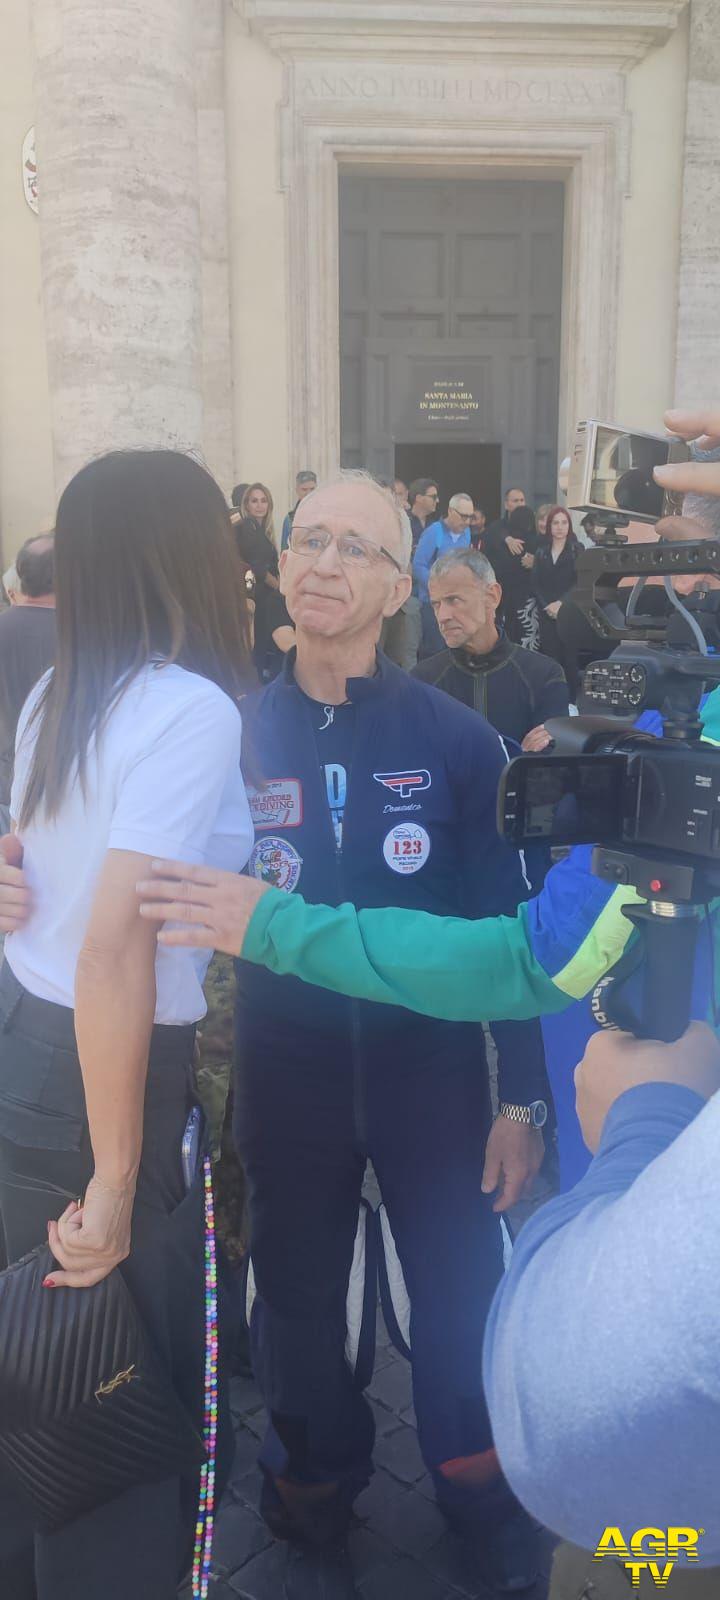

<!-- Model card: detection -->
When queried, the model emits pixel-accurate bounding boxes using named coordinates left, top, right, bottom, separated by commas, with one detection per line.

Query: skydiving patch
left=382, top=823, right=431, bottom=875
left=249, top=836, right=303, bottom=893
left=248, top=779, right=303, bottom=830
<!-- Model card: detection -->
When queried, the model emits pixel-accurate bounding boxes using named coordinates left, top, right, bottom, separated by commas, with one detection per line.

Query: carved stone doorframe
left=233, top=1, right=688, bottom=479
left=284, top=112, right=629, bottom=480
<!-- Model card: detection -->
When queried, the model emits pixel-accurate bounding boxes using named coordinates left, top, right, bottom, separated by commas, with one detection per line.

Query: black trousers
left=234, top=1008, right=513, bottom=1532
left=0, top=962, right=230, bottom=1600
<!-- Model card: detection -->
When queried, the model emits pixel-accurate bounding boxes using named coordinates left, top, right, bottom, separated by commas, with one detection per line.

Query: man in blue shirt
left=280, top=469, right=317, bottom=551
left=413, top=491, right=473, bottom=659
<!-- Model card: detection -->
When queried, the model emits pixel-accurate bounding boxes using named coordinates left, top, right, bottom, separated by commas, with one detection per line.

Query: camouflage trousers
left=195, top=953, right=236, bottom=1152
left=195, top=953, right=247, bottom=1260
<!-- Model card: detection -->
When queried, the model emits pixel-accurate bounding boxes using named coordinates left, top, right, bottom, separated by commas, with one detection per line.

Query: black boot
left=459, top=1505, right=542, bottom=1594
left=282, top=1540, right=358, bottom=1600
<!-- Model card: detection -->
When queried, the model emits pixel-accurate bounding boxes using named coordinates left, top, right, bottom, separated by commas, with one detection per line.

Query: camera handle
left=591, top=902, right=700, bottom=1043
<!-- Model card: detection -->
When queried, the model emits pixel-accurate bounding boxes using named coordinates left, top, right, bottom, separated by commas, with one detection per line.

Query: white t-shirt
left=7, top=662, right=253, bottom=1024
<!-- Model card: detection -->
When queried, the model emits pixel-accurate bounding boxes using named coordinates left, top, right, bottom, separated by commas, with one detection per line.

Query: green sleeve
left=241, top=890, right=570, bottom=1022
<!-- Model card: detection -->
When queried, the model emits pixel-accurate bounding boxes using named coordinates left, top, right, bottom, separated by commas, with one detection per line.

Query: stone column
left=195, top=0, right=234, bottom=493
left=32, top=0, right=203, bottom=494
left=674, top=0, right=720, bottom=405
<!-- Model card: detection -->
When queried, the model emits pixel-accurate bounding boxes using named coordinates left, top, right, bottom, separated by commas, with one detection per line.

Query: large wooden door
left=339, top=174, right=564, bottom=507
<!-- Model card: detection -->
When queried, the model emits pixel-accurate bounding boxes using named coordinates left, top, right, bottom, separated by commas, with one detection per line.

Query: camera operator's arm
left=137, top=843, right=642, bottom=1021
left=482, top=1024, right=720, bottom=1558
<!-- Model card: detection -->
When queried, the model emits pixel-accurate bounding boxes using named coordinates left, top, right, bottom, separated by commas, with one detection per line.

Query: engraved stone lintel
left=294, top=65, right=625, bottom=114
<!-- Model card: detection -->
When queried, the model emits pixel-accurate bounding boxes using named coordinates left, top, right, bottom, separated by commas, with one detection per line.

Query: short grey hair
left=306, top=468, right=413, bottom=572
left=448, top=492, right=474, bottom=516
left=430, top=548, right=497, bottom=587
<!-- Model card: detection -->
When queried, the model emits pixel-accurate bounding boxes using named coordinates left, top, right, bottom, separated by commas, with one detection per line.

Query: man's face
left=429, top=566, right=501, bottom=650
left=505, top=489, right=526, bottom=516
left=296, top=478, right=316, bottom=504
left=446, top=499, right=474, bottom=533
left=416, top=485, right=439, bottom=518
left=280, top=482, right=411, bottom=640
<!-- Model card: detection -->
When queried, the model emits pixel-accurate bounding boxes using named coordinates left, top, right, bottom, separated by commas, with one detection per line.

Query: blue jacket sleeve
left=412, top=525, right=438, bottom=604
left=483, top=1083, right=720, bottom=1560
left=450, top=711, right=549, bottom=1104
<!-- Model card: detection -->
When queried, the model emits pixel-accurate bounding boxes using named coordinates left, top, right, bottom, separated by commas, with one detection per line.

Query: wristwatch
left=499, top=1100, right=548, bottom=1129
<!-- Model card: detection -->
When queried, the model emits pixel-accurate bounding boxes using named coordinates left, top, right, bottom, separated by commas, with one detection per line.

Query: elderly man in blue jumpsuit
left=234, top=472, right=549, bottom=1597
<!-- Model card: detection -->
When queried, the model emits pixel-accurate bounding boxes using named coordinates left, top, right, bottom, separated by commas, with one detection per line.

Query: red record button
left=649, top=877, right=664, bottom=894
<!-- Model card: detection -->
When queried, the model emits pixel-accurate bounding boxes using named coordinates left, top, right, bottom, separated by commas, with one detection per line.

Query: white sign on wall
left=22, top=128, right=38, bottom=214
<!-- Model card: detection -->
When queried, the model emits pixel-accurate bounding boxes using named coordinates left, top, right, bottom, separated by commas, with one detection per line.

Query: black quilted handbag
left=0, top=1240, right=206, bottom=1531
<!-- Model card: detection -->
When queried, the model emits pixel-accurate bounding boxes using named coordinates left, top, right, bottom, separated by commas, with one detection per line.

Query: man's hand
left=505, top=536, right=525, bottom=556
left=45, top=1176, right=135, bottom=1289
left=138, top=861, right=271, bottom=956
left=481, top=1115, right=544, bottom=1213
left=574, top=1021, right=720, bottom=1154
left=0, top=834, right=31, bottom=933
left=521, top=724, right=552, bottom=753
left=654, top=408, right=720, bottom=499
left=544, top=600, right=561, bottom=618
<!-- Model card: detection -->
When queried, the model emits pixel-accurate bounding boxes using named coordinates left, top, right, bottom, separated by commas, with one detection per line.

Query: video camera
left=498, top=421, right=720, bottom=1043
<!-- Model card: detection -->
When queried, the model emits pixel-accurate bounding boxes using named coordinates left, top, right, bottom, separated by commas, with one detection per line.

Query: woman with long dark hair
left=0, top=450, right=255, bottom=1599
left=534, top=504, right=579, bottom=663
left=234, top=481, right=294, bottom=681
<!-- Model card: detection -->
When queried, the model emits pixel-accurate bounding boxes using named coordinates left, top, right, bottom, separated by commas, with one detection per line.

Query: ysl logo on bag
left=94, top=1364, right=137, bottom=1402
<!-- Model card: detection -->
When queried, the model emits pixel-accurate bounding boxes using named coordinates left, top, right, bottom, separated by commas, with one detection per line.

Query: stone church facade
left=1, top=0, right=718, bottom=551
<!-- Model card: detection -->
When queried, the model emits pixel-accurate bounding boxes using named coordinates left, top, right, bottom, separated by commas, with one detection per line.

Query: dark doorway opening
left=394, top=442, right=502, bottom=523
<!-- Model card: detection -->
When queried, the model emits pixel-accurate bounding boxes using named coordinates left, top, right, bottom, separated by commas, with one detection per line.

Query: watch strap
left=499, top=1102, right=532, bottom=1126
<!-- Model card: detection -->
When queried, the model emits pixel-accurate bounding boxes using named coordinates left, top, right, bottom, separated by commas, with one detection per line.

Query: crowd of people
left=0, top=410, right=718, bottom=1600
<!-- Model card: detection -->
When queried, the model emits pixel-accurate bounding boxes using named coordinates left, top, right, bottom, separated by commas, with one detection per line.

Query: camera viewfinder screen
left=590, top=427, right=671, bottom=521
left=521, top=759, right=622, bottom=843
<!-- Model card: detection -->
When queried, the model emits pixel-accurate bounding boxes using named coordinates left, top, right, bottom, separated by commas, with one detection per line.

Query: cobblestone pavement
left=183, top=1048, right=557, bottom=1600
left=180, top=1302, right=554, bottom=1600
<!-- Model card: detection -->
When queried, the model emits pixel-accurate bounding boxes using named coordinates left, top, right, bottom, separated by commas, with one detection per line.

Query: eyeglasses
left=289, top=526, right=403, bottom=572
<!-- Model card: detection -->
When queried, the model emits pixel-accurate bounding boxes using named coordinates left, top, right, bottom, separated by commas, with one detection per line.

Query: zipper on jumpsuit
left=310, top=704, right=368, bottom=1153
left=473, top=672, right=488, bottom=720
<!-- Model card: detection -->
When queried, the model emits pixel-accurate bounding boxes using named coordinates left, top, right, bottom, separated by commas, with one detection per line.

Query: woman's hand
left=45, top=1175, right=136, bottom=1289
left=0, top=834, right=31, bottom=932
left=520, top=551, right=535, bottom=570
left=544, top=600, right=561, bottom=618
left=505, top=536, right=525, bottom=556
left=138, top=861, right=271, bottom=956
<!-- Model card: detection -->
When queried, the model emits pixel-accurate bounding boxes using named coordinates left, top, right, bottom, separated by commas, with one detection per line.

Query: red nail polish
left=42, top=1277, right=55, bottom=1288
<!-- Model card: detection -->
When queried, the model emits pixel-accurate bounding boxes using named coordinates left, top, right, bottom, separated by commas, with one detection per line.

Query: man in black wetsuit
left=414, top=546, right=568, bottom=750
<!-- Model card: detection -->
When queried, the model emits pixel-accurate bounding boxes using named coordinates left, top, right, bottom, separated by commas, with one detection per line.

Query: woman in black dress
left=232, top=483, right=294, bottom=680
left=534, top=504, right=579, bottom=664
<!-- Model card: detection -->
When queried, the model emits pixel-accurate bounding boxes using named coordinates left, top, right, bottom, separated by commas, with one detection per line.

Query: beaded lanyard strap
left=192, top=1156, right=219, bottom=1599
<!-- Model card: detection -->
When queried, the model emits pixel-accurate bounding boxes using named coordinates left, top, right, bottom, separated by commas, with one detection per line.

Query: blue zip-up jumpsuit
left=234, top=652, right=549, bottom=1533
